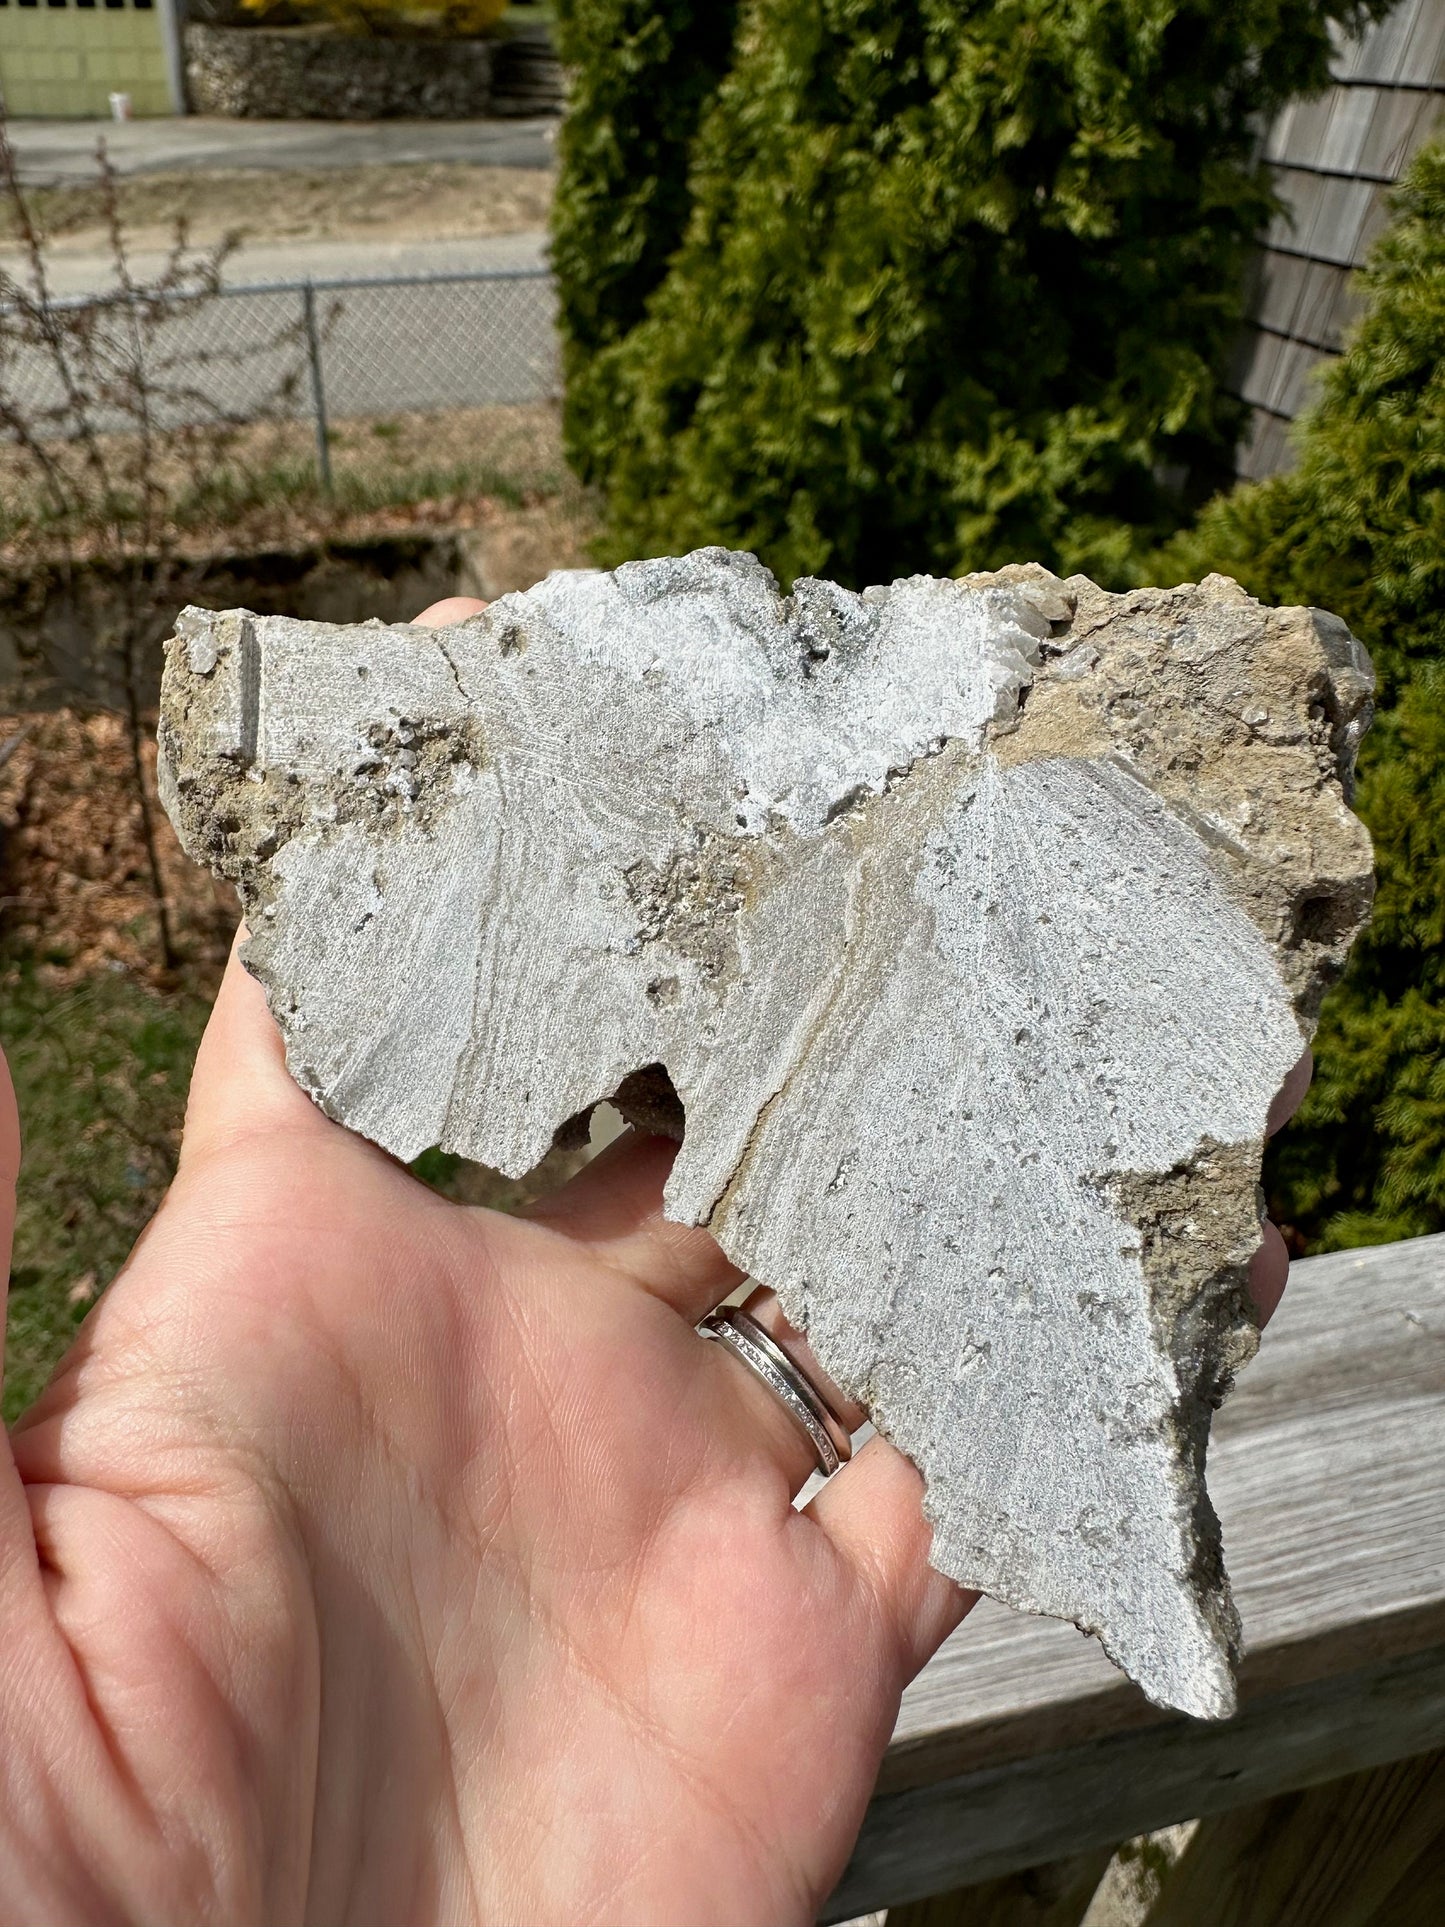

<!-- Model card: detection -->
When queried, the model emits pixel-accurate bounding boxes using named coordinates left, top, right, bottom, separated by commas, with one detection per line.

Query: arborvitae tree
left=1156, top=143, right=1445, bottom=1249
left=551, top=1, right=742, bottom=482
left=558, top=0, right=1382, bottom=588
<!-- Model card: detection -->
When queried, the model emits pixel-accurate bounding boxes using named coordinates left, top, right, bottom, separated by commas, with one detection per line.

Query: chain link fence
left=1, top=264, right=562, bottom=494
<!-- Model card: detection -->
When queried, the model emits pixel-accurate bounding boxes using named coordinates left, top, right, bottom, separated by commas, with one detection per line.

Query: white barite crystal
left=159, top=549, right=1375, bottom=1718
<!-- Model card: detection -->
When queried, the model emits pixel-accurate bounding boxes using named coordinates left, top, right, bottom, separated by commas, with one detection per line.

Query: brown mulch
left=0, top=458, right=597, bottom=987
left=0, top=709, right=235, bottom=988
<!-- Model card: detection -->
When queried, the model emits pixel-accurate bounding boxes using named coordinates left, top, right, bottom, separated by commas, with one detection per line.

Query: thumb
left=178, top=593, right=487, bottom=1163
left=180, top=927, right=336, bottom=1169
left=182, top=595, right=488, bottom=1167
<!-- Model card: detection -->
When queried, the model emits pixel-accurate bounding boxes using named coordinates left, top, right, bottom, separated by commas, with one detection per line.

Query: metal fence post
left=301, top=282, right=332, bottom=493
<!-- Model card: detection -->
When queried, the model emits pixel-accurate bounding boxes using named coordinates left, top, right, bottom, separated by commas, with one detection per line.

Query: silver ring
left=698, top=1307, right=853, bottom=1478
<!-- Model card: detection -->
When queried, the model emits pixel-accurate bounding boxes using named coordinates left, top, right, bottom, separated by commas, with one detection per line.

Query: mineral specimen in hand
left=159, top=551, right=1374, bottom=1718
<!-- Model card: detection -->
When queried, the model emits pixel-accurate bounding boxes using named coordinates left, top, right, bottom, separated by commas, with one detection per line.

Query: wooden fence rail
left=825, top=1232, right=1445, bottom=1924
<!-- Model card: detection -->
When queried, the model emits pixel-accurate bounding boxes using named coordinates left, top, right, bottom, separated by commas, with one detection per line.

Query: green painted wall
left=0, top=0, right=174, bottom=119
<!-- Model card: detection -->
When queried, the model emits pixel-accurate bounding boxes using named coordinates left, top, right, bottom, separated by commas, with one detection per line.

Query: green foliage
left=240, top=0, right=508, bottom=36
left=556, top=0, right=1383, bottom=587
left=1156, top=143, right=1445, bottom=1249
left=0, top=965, right=550, bottom=1423
left=552, top=1, right=744, bottom=483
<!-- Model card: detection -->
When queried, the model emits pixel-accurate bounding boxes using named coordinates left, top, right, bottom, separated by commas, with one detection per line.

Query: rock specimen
left=159, top=550, right=1374, bottom=1718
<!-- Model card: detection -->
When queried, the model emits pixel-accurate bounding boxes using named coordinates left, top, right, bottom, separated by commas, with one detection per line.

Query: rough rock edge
left=905, top=565, right=1374, bottom=1699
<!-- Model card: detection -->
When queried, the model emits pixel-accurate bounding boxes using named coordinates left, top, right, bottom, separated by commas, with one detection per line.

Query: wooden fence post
left=1138, top=1749, right=1445, bottom=1927
left=881, top=1846, right=1116, bottom=1927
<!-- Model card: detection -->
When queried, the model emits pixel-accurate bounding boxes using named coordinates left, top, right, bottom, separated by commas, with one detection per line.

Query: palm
left=2, top=953, right=962, bottom=1927
left=1, top=584, right=1301, bottom=1924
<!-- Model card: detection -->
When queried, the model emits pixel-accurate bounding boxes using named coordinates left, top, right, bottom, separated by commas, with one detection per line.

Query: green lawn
left=1, top=959, right=211, bottom=1422
left=1, top=956, right=571, bottom=1424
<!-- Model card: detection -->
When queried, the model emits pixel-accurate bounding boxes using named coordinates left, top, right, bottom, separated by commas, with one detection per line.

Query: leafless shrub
left=0, top=116, right=306, bottom=969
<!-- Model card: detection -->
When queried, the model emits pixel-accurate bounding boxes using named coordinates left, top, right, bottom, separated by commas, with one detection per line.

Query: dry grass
left=325, top=399, right=568, bottom=491
left=0, top=401, right=594, bottom=564
left=0, top=162, right=555, bottom=260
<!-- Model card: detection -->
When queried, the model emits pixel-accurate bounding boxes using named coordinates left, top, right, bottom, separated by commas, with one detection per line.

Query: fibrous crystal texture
left=159, top=551, right=1374, bottom=1718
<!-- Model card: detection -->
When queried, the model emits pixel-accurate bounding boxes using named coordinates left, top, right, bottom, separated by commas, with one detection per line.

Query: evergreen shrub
left=551, top=1, right=742, bottom=482
left=554, top=0, right=1382, bottom=588
left=240, top=0, right=508, bottom=35
left=1157, top=143, right=1445, bottom=1249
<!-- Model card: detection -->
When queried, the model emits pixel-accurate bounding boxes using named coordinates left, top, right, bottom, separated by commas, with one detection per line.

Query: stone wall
left=184, top=24, right=493, bottom=121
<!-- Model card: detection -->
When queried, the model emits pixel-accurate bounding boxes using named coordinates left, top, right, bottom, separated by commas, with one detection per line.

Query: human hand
left=0, top=598, right=1307, bottom=1927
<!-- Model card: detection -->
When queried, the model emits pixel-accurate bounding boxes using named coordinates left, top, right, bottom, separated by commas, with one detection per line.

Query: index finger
left=414, top=596, right=488, bottom=628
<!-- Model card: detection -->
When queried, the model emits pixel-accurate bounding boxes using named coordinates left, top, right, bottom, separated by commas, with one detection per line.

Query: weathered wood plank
left=821, top=1234, right=1445, bottom=1918
left=827, top=1648, right=1445, bottom=1921
left=1333, top=0, right=1427, bottom=88
left=1403, top=0, right=1445, bottom=87
left=1230, top=0, right=1443, bottom=473
left=1237, top=410, right=1293, bottom=483
left=1140, top=1749, right=1445, bottom=1927
left=1359, top=88, right=1443, bottom=178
